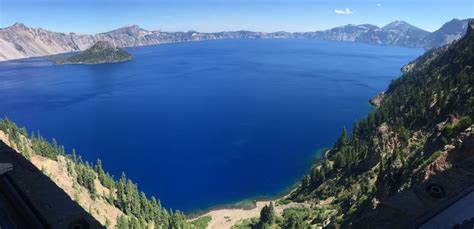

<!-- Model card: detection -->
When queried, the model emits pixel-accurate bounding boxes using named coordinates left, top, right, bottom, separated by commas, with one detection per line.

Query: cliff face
left=0, top=19, right=471, bottom=62
left=0, top=23, right=91, bottom=61
left=301, top=21, right=429, bottom=47
left=0, top=24, right=279, bottom=61
left=0, top=129, right=123, bottom=227
left=0, top=117, right=195, bottom=228
left=423, top=18, right=471, bottom=49
left=292, top=20, right=474, bottom=228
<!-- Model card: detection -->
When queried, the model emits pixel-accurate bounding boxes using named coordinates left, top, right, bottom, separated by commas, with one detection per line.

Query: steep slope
left=382, top=20, right=424, bottom=31
left=94, top=25, right=160, bottom=47
left=0, top=119, right=204, bottom=228
left=0, top=130, right=124, bottom=226
left=311, top=24, right=380, bottom=41
left=295, top=21, right=430, bottom=47
left=423, top=18, right=470, bottom=49
left=0, top=23, right=92, bottom=61
left=381, top=21, right=430, bottom=47
left=287, top=20, right=474, bottom=228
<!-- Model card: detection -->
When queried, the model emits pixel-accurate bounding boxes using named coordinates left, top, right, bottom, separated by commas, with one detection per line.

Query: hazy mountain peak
left=357, top=24, right=379, bottom=29
left=384, top=20, right=409, bottom=27
left=467, top=19, right=474, bottom=36
left=89, top=40, right=116, bottom=50
left=9, top=22, right=28, bottom=30
left=383, top=20, right=426, bottom=32
left=125, top=25, right=142, bottom=30
left=423, top=18, right=471, bottom=48
left=439, top=18, right=469, bottom=31
left=448, top=18, right=462, bottom=23
left=120, top=25, right=143, bottom=31
left=105, top=24, right=148, bottom=35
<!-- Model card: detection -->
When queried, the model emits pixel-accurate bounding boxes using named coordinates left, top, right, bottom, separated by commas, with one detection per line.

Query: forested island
left=0, top=20, right=472, bottom=229
left=53, top=41, right=132, bottom=65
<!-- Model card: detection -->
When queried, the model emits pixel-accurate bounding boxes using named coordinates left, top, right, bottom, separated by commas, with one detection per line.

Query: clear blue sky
left=0, top=0, right=472, bottom=33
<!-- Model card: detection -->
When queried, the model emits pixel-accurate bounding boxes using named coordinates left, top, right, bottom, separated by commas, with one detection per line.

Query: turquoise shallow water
left=0, top=39, right=423, bottom=212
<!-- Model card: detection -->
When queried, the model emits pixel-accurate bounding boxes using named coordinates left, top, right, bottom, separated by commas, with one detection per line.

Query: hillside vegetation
left=236, top=20, right=474, bottom=229
left=0, top=118, right=211, bottom=228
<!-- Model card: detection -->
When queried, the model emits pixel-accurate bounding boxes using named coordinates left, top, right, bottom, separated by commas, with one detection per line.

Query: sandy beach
left=192, top=190, right=310, bottom=229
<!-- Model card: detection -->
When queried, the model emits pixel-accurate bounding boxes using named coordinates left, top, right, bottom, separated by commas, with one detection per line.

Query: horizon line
left=3, top=18, right=470, bottom=35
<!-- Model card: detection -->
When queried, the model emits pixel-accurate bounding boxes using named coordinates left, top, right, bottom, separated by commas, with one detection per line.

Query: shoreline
left=187, top=183, right=299, bottom=220
left=190, top=187, right=303, bottom=229
left=187, top=147, right=328, bottom=218
left=0, top=35, right=427, bottom=63
left=188, top=147, right=329, bottom=228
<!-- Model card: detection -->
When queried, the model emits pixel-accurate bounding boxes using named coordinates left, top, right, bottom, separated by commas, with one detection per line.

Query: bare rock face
left=365, top=123, right=398, bottom=169
left=0, top=24, right=275, bottom=61
left=296, top=22, right=429, bottom=47
left=401, top=63, right=415, bottom=73
left=0, top=23, right=93, bottom=61
left=423, top=18, right=471, bottom=49
left=369, top=92, right=385, bottom=107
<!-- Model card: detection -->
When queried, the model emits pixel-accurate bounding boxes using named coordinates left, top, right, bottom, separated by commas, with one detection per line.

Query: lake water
left=0, top=39, right=423, bottom=212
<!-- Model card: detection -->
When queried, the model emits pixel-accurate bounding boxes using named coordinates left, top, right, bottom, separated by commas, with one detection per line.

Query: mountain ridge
left=0, top=18, right=471, bottom=62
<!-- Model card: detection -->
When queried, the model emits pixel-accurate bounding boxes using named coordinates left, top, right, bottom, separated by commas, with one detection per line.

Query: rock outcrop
left=369, top=92, right=385, bottom=107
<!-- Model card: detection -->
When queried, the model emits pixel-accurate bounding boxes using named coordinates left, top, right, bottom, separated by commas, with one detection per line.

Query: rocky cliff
left=0, top=19, right=471, bottom=62
left=423, top=18, right=471, bottom=49
left=299, top=21, right=429, bottom=47
left=290, top=19, right=474, bottom=228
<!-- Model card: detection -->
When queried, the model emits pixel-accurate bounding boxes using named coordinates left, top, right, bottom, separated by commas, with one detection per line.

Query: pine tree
left=260, top=202, right=275, bottom=225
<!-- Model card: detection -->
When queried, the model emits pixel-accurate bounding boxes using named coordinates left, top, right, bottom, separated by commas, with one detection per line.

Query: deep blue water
left=0, top=39, right=423, bottom=212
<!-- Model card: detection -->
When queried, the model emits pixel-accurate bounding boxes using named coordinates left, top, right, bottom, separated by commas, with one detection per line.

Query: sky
left=0, top=0, right=472, bottom=34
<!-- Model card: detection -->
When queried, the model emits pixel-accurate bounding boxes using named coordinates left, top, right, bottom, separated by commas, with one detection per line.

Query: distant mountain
left=0, top=19, right=471, bottom=61
left=0, top=24, right=274, bottom=61
left=423, top=18, right=471, bottom=49
left=381, top=20, right=430, bottom=46
left=299, top=24, right=380, bottom=41
left=53, top=41, right=132, bottom=65
left=298, top=21, right=429, bottom=47
left=382, top=20, right=420, bottom=31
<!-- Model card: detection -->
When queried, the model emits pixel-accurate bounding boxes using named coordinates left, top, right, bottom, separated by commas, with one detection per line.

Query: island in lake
left=0, top=14, right=472, bottom=228
left=53, top=41, right=132, bottom=65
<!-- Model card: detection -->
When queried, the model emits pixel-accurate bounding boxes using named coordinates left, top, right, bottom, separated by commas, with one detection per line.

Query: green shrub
left=190, top=216, right=212, bottom=228
left=418, top=151, right=443, bottom=170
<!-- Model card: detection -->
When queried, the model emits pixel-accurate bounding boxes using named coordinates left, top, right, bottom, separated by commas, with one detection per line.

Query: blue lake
left=0, top=39, right=423, bottom=212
